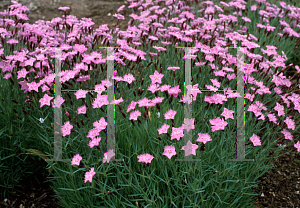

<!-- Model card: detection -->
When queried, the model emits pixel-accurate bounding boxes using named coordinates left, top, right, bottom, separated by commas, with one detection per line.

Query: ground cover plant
left=1, top=0, right=300, bottom=207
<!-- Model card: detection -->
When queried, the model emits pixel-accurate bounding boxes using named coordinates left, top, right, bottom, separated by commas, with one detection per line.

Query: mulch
left=0, top=172, right=64, bottom=208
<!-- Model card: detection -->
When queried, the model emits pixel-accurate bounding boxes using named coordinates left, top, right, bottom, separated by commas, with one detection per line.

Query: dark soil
left=0, top=0, right=139, bottom=32
left=1, top=0, right=300, bottom=207
left=250, top=144, right=300, bottom=208
left=0, top=171, right=64, bottom=208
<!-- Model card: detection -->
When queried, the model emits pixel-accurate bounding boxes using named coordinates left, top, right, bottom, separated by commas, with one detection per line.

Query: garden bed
left=1, top=0, right=300, bottom=207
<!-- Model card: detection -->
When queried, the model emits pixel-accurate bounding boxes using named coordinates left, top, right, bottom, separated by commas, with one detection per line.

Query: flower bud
left=75, top=121, right=80, bottom=128
left=130, top=120, right=135, bottom=126
left=22, top=109, right=29, bottom=115
left=137, top=118, right=142, bottom=125
left=12, top=99, right=19, bottom=104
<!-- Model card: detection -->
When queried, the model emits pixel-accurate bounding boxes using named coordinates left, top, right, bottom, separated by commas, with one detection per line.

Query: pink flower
left=267, top=113, right=277, bottom=124
left=3, top=73, right=12, bottom=79
left=84, top=167, right=96, bottom=183
left=101, top=79, right=113, bottom=88
left=110, top=97, right=124, bottom=105
left=257, top=114, right=265, bottom=121
left=162, top=145, right=177, bottom=159
left=221, top=107, right=234, bottom=120
left=241, top=16, right=251, bottom=22
left=214, top=70, right=227, bottom=77
left=73, top=44, right=87, bottom=54
left=182, top=118, right=195, bottom=133
left=19, top=80, right=29, bottom=92
left=61, top=121, right=73, bottom=137
left=93, top=117, right=107, bottom=131
left=123, top=73, right=136, bottom=84
left=137, top=153, right=154, bottom=164
left=247, top=101, right=267, bottom=117
left=3, top=73, right=12, bottom=80
left=281, top=128, right=293, bottom=141
left=250, top=4, right=257, bottom=11
left=186, top=84, right=202, bottom=101
left=127, top=101, right=138, bottom=113
left=39, top=94, right=54, bottom=108
left=151, top=97, right=164, bottom=105
left=88, top=137, right=102, bottom=148
left=196, top=133, right=212, bottom=144
left=181, top=140, right=198, bottom=156
left=295, top=103, right=300, bottom=113
left=294, top=141, right=300, bottom=152
left=137, top=97, right=154, bottom=108
left=164, top=109, right=177, bottom=120
left=58, top=7, right=70, bottom=11
left=24, top=57, right=36, bottom=66
left=227, top=73, right=236, bottom=81
left=87, top=128, right=100, bottom=140
left=129, top=110, right=141, bottom=120
left=210, top=79, right=221, bottom=88
left=71, top=154, right=82, bottom=166
left=77, top=75, right=90, bottom=82
left=159, top=84, right=171, bottom=92
left=117, top=5, right=126, bottom=13
left=103, top=149, right=115, bottom=163
left=92, top=95, right=108, bottom=108
left=179, top=93, right=193, bottom=104
left=168, top=85, right=181, bottom=97
left=153, top=46, right=166, bottom=52
left=6, top=38, right=19, bottom=44
left=209, top=117, right=228, bottom=132
left=113, top=13, right=125, bottom=20
left=211, top=93, right=227, bottom=104
left=171, top=126, right=184, bottom=141
left=295, top=65, right=300, bottom=74
left=271, top=75, right=284, bottom=87
left=17, top=68, right=29, bottom=79
left=274, top=102, right=285, bottom=116
left=205, top=6, right=215, bottom=14
left=41, top=85, right=50, bottom=93
left=147, top=83, right=160, bottom=93
left=149, top=70, right=164, bottom=84
left=27, top=81, right=41, bottom=92
left=167, top=66, right=180, bottom=71
left=250, top=133, right=261, bottom=146
left=74, top=89, right=88, bottom=99
left=52, top=96, right=65, bottom=109
left=158, top=123, right=170, bottom=135
left=94, top=83, right=105, bottom=94
left=245, top=93, right=255, bottom=102
left=205, top=85, right=218, bottom=92
left=284, top=117, right=295, bottom=130
left=77, top=105, right=87, bottom=114
left=113, top=76, right=123, bottom=82
left=224, top=88, right=242, bottom=99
